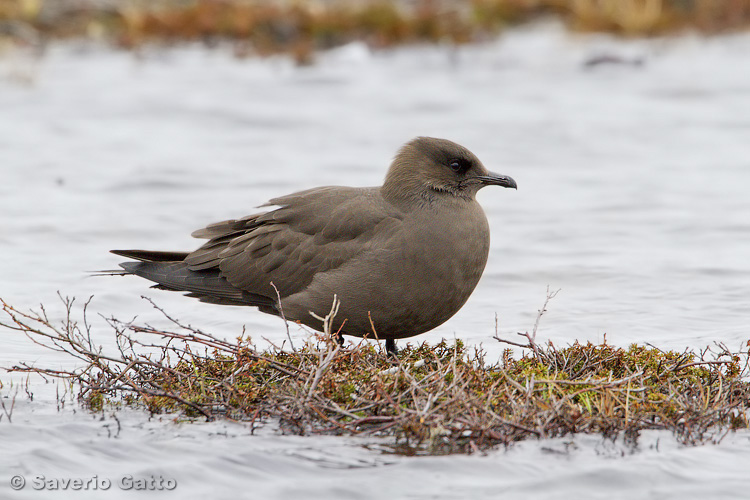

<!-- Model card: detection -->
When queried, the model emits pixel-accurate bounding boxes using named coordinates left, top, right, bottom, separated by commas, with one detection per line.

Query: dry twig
left=2, top=295, right=749, bottom=454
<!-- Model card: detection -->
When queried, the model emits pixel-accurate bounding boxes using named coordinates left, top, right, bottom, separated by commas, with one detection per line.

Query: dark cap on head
left=382, top=137, right=517, bottom=204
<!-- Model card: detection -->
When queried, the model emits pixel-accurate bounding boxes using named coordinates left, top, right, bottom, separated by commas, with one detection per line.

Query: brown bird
left=112, top=137, right=517, bottom=353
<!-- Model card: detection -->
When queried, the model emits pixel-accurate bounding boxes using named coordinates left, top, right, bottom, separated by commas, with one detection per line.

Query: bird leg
left=385, top=338, right=398, bottom=356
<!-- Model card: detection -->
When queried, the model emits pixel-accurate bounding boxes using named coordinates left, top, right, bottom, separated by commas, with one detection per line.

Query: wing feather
left=183, top=186, right=402, bottom=300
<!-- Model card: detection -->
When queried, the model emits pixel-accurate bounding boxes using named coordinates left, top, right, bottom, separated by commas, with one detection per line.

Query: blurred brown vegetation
left=1, top=0, right=749, bottom=62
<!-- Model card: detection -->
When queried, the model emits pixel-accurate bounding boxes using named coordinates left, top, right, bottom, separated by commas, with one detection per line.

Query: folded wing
left=116, top=186, right=401, bottom=313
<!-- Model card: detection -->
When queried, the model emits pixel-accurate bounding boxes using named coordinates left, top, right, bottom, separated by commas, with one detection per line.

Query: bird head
left=382, top=137, right=517, bottom=205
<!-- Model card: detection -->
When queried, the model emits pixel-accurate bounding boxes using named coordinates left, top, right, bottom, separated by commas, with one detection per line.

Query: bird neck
left=381, top=185, right=475, bottom=214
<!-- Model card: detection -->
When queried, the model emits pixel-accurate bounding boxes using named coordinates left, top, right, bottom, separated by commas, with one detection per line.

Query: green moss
left=66, top=337, right=749, bottom=453
left=85, top=390, right=104, bottom=412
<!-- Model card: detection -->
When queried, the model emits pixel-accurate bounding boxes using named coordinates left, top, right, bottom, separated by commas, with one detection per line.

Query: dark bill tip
left=476, top=172, right=517, bottom=189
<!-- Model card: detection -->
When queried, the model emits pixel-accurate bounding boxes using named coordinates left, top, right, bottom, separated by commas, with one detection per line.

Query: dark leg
left=385, top=338, right=397, bottom=356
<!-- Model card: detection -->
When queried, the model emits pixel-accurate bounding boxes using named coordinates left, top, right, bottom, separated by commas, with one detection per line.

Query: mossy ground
left=2, top=296, right=749, bottom=455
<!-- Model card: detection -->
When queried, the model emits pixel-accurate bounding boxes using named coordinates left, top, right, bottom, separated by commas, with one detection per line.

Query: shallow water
left=2, top=22, right=750, bottom=499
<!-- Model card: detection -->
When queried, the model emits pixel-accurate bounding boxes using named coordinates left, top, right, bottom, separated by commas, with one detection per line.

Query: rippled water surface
left=2, top=22, right=750, bottom=499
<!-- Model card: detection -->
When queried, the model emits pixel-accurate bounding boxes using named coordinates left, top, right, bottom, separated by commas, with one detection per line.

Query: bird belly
left=282, top=212, right=490, bottom=340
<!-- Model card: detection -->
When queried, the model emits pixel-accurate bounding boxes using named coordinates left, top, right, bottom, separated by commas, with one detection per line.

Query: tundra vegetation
left=2, top=292, right=748, bottom=455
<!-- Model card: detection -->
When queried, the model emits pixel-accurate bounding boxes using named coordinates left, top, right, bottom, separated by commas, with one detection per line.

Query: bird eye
left=449, top=160, right=462, bottom=172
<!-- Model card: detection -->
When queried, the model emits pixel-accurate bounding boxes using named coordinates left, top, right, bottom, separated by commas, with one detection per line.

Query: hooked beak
left=476, top=172, right=517, bottom=189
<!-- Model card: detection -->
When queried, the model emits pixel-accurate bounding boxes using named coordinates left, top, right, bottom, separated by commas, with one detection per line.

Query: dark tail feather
left=119, top=261, right=277, bottom=310
left=110, top=249, right=190, bottom=262
left=91, top=269, right=130, bottom=276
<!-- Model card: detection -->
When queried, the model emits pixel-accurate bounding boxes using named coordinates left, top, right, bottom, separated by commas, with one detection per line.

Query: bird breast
left=282, top=200, right=491, bottom=339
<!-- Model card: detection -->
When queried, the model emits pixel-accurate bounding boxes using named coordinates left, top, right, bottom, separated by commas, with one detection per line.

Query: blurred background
left=2, top=0, right=749, bottom=350
left=2, top=2, right=750, bottom=499
left=2, top=0, right=750, bottom=62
